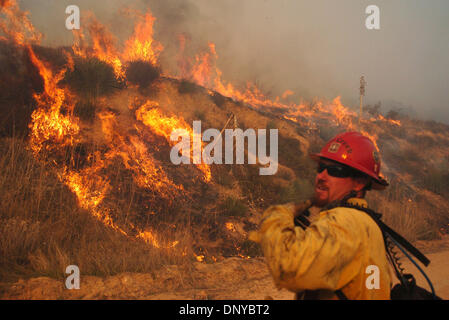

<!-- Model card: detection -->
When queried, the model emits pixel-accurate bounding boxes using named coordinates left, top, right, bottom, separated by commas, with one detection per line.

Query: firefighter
left=249, top=131, right=391, bottom=299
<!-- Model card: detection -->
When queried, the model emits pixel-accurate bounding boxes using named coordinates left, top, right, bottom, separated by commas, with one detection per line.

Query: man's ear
left=353, top=177, right=370, bottom=191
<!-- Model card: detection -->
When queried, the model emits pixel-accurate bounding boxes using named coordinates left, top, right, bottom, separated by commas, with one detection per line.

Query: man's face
left=313, top=159, right=366, bottom=207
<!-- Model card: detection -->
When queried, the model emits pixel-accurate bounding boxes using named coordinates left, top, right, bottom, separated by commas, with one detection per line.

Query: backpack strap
left=336, top=202, right=439, bottom=298
left=337, top=203, right=430, bottom=266
left=335, top=289, right=348, bottom=300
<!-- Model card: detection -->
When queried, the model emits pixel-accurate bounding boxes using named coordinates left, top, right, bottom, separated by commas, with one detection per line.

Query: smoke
left=15, top=0, right=449, bottom=124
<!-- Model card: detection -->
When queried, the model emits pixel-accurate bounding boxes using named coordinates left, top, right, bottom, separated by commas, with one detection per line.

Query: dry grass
left=0, top=137, right=194, bottom=282
left=421, top=167, right=449, bottom=197
left=367, top=185, right=442, bottom=242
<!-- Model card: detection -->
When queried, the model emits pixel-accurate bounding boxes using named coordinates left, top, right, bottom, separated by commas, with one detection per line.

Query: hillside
left=0, top=0, right=448, bottom=299
left=1, top=39, right=449, bottom=281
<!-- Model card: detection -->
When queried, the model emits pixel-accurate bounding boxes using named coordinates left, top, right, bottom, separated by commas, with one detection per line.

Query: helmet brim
left=310, top=153, right=389, bottom=190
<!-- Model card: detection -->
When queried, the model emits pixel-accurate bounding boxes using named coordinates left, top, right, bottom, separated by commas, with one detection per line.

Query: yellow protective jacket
left=249, top=198, right=391, bottom=300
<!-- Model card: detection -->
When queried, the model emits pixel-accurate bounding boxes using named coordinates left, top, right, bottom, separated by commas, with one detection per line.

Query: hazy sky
left=17, top=0, right=449, bottom=123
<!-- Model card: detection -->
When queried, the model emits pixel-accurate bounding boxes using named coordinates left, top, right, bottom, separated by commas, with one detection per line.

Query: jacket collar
left=346, top=197, right=368, bottom=208
left=321, top=196, right=368, bottom=212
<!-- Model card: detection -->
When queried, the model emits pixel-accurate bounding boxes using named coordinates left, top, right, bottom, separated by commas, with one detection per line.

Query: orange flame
left=98, top=110, right=184, bottom=193
left=135, top=100, right=212, bottom=182
left=194, top=253, right=205, bottom=262
left=361, top=130, right=380, bottom=152
left=0, top=0, right=41, bottom=45
left=225, top=222, right=236, bottom=232
left=27, top=47, right=80, bottom=155
left=72, top=9, right=163, bottom=80
left=377, top=114, right=401, bottom=126
left=122, top=10, right=163, bottom=65
left=72, top=12, right=124, bottom=78
left=137, top=230, right=179, bottom=248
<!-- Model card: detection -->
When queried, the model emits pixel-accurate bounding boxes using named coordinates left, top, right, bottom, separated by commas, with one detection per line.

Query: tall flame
left=72, top=12, right=124, bottom=79
left=122, top=10, right=163, bottom=65
left=27, top=47, right=80, bottom=155
left=0, top=0, right=41, bottom=45
left=71, top=9, right=163, bottom=80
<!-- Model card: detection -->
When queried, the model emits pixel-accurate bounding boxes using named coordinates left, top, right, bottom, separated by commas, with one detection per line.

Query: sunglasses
left=317, top=162, right=356, bottom=178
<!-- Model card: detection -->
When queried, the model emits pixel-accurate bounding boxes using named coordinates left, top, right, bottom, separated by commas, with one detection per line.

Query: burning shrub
left=0, top=137, right=194, bottom=281
left=64, top=57, right=120, bottom=99
left=125, top=60, right=160, bottom=89
left=31, top=45, right=69, bottom=70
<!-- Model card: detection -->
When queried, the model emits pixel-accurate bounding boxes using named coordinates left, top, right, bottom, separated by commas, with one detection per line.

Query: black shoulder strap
left=294, top=208, right=311, bottom=230
left=335, top=290, right=348, bottom=300
left=338, top=203, right=430, bottom=267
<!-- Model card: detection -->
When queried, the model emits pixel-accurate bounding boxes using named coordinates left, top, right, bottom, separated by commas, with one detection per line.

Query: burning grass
left=367, top=182, right=445, bottom=242
left=0, top=137, right=195, bottom=282
left=1, top=0, right=448, bottom=285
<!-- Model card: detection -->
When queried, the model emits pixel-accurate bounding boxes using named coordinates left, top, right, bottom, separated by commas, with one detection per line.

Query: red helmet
left=310, top=131, right=388, bottom=189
